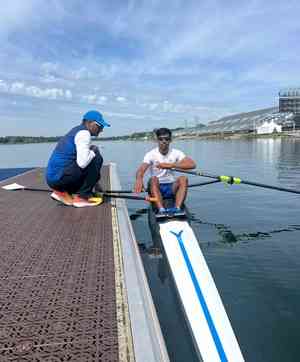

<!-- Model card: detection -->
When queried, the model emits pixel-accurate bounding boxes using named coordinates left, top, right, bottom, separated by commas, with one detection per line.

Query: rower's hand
left=157, top=162, right=175, bottom=169
left=134, top=179, right=144, bottom=193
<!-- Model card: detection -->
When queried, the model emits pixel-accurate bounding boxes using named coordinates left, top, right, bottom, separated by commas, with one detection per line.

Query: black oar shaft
left=241, top=180, right=300, bottom=195
left=21, top=187, right=135, bottom=194
left=13, top=187, right=152, bottom=201
left=172, top=168, right=300, bottom=195
left=24, top=187, right=49, bottom=192
left=103, top=190, right=133, bottom=194
left=188, top=180, right=221, bottom=188
left=103, top=193, right=154, bottom=201
left=172, top=168, right=201, bottom=176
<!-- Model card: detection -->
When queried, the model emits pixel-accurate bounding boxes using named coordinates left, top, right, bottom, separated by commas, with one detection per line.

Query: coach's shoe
left=73, top=195, right=102, bottom=208
left=50, top=190, right=73, bottom=206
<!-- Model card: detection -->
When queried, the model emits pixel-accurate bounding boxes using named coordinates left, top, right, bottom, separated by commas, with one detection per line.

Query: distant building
left=256, top=120, right=282, bottom=135
left=279, top=88, right=300, bottom=128
left=173, top=89, right=297, bottom=137
left=194, top=108, right=293, bottom=135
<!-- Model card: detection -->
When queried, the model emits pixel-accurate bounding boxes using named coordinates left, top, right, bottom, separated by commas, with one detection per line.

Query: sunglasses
left=158, top=136, right=171, bottom=142
left=95, top=122, right=104, bottom=130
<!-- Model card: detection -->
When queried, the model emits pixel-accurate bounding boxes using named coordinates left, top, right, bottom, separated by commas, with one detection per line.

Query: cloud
left=0, top=79, right=72, bottom=101
left=11, top=82, right=25, bottom=93
left=0, top=0, right=299, bottom=135
left=82, top=94, right=108, bottom=105
left=0, top=81, right=9, bottom=94
left=116, top=96, right=127, bottom=103
left=65, top=90, right=72, bottom=100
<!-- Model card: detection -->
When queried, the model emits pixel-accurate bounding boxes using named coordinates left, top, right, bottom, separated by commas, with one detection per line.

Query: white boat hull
left=158, top=219, right=244, bottom=362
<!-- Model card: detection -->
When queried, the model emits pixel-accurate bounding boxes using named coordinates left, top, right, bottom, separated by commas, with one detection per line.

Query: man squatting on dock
left=134, top=128, right=196, bottom=215
left=46, top=110, right=110, bottom=208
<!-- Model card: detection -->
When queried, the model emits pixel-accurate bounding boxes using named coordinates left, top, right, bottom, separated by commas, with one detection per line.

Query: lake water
left=1, top=138, right=300, bottom=361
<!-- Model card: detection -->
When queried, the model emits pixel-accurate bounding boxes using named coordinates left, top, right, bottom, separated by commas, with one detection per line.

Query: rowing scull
left=149, top=204, right=244, bottom=362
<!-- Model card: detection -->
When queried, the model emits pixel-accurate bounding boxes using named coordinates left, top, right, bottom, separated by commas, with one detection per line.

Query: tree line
left=0, top=127, right=186, bottom=144
left=0, top=136, right=61, bottom=144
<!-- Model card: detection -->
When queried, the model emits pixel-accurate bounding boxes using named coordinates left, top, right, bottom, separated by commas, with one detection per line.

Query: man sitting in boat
left=134, top=127, right=196, bottom=215
left=46, top=110, right=110, bottom=207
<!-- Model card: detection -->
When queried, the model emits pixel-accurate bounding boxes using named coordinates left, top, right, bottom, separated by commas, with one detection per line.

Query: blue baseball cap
left=82, top=110, right=110, bottom=128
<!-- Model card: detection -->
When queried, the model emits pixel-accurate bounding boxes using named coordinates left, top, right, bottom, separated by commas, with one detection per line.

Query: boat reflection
left=132, top=209, right=300, bottom=247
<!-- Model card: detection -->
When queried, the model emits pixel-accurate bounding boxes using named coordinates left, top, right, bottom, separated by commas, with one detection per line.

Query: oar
left=172, top=168, right=300, bottom=195
left=1, top=183, right=156, bottom=202
left=103, top=189, right=135, bottom=194
left=1, top=183, right=137, bottom=194
left=188, top=180, right=221, bottom=188
left=1, top=183, right=50, bottom=192
left=103, top=193, right=157, bottom=202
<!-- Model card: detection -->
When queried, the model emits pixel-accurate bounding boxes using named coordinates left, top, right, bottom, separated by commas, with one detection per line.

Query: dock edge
left=109, top=163, right=170, bottom=362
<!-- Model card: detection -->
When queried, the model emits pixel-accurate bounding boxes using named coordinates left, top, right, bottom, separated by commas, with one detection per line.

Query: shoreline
left=1, top=130, right=300, bottom=145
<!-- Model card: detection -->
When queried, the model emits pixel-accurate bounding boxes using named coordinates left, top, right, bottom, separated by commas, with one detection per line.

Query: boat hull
left=148, top=200, right=244, bottom=361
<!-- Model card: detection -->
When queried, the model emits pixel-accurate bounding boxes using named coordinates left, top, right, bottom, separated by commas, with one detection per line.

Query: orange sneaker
left=50, top=190, right=73, bottom=206
left=73, top=195, right=102, bottom=208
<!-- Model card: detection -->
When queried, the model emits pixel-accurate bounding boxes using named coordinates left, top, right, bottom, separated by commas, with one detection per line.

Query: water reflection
left=133, top=210, right=300, bottom=247
left=129, top=207, right=148, bottom=220
left=191, top=211, right=300, bottom=245
left=276, top=139, right=300, bottom=189
left=255, top=138, right=282, bottom=164
left=139, top=242, right=168, bottom=284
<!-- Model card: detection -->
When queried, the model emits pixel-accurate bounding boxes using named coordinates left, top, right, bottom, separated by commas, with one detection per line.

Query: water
left=1, top=138, right=300, bottom=361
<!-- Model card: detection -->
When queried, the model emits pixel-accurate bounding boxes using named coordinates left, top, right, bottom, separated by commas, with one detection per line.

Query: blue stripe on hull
left=170, top=230, right=228, bottom=362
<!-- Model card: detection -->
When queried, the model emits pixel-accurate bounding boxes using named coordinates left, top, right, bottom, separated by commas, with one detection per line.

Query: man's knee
left=178, top=176, right=188, bottom=187
left=150, top=176, right=159, bottom=187
left=147, top=176, right=159, bottom=193
left=92, top=152, right=103, bottom=170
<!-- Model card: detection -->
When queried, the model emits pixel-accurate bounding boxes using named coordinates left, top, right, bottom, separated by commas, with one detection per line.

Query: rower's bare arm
left=159, top=157, right=196, bottom=170
left=134, top=163, right=149, bottom=193
left=174, top=157, right=196, bottom=170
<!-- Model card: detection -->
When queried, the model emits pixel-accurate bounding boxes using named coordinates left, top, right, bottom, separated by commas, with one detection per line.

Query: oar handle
left=146, top=196, right=158, bottom=203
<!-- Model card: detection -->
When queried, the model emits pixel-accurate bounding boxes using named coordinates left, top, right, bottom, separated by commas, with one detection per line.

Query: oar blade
left=2, top=183, right=25, bottom=191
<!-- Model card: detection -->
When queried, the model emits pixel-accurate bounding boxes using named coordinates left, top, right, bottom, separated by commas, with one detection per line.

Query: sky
left=0, top=0, right=299, bottom=136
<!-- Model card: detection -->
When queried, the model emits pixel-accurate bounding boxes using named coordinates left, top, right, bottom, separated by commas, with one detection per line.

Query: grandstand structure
left=174, top=107, right=295, bottom=137
left=279, top=88, right=300, bottom=127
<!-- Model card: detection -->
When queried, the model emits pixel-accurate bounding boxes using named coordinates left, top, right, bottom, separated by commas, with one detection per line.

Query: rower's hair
left=155, top=128, right=172, bottom=138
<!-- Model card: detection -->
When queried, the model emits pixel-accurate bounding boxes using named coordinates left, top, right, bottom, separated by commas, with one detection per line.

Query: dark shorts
left=159, top=183, right=174, bottom=198
left=47, top=150, right=103, bottom=197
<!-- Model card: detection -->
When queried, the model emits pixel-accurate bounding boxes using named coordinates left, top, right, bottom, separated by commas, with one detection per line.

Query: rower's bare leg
left=150, top=176, right=164, bottom=210
left=173, top=176, right=188, bottom=209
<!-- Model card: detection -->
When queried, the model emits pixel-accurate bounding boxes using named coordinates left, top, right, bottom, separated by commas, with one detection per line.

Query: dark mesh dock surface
left=0, top=167, right=119, bottom=361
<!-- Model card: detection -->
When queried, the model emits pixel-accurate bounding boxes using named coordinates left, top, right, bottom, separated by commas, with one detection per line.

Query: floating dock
left=0, top=165, right=169, bottom=362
